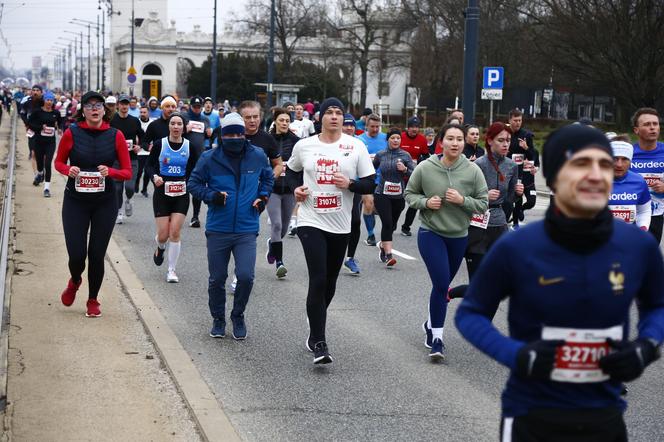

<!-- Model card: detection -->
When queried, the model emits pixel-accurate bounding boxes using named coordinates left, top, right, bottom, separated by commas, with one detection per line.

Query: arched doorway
left=142, top=63, right=162, bottom=98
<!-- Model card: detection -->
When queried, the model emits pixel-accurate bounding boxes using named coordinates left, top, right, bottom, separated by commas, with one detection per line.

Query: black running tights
left=298, top=226, right=349, bottom=343
left=33, top=142, right=55, bottom=182
left=374, top=194, right=405, bottom=242
left=62, top=192, right=118, bottom=299
left=347, top=192, right=362, bottom=258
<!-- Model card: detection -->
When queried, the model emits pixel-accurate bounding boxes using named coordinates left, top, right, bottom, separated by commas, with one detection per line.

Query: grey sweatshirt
left=474, top=153, right=518, bottom=227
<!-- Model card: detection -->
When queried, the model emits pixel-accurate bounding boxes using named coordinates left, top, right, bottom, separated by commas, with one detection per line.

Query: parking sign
left=483, top=67, right=504, bottom=89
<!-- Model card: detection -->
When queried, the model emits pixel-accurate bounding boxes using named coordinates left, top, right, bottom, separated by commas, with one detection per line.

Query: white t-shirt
left=287, top=133, right=374, bottom=234
left=290, top=118, right=316, bottom=138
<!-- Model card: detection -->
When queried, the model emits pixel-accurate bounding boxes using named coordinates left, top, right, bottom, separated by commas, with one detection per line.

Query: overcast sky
left=0, top=0, right=242, bottom=71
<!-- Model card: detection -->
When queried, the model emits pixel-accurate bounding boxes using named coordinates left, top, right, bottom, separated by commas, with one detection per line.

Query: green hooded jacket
left=405, top=154, right=489, bottom=238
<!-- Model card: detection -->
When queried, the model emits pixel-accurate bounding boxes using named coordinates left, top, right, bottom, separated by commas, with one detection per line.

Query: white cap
left=105, top=95, right=117, bottom=104
left=611, top=141, right=633, bottom=161
left=605, top=131, right=617, bottom=140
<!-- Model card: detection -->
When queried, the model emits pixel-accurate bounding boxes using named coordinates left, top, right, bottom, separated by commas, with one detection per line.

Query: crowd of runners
left=5, top=82, right=664, bottom=441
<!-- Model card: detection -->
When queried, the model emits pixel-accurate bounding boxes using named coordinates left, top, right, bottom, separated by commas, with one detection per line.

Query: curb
left=106, top=239, right=241, bottom=442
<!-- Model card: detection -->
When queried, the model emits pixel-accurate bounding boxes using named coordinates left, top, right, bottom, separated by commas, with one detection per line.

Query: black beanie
left=386, top=128, right=401, bottom=142
left=542, top=124, right=612, bottom=189
left=319, top=97, right=344, bottom=117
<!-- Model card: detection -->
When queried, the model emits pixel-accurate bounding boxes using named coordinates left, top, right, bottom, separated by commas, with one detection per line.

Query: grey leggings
left=266, top=193, right=297, bottom=242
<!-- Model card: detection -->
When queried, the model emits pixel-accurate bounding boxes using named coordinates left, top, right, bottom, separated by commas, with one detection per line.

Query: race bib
left=470, top=211, right=490, bottom=229
left=189, top=121, right=205, bottom=134
left=641, top=173, right=662, bottom=187
left=40, top=126, right=55, bottom=137
left=609, top=205, right=636, bottom=223
left=26, top=129, right=34, bottom=138
left=164, top=180, right=186, bottom=197
left=383, top=181, right=403, bottom=196
left=312, top=191, right=342, bottom=213
left=512, top=154, right=524, bottom=165
left=75, top=171, right=105, bottom=193
left=125, top=140, right=134, bottom=150
left=523, top=160, right=533, bottom=172
left=542, top=325, right=623, bottom=383
left=530, top=190, right=537, bottom=196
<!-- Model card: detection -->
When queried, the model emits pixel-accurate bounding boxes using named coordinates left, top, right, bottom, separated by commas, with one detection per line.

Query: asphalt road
left=112, top=191, right=664, bottom=442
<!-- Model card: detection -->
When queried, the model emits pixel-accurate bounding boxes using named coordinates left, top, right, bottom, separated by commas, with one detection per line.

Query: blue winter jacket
left=188, top=141, right=274, bottom=234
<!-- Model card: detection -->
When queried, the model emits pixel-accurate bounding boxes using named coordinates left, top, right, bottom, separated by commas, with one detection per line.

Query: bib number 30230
left=75, top=171, right=105, bottom=193
left=542, top=325, right=623, bottom=383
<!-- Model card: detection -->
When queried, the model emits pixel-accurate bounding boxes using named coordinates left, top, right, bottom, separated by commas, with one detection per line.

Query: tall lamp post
left=64, top=30, right=84, bottom=91
left=70, top=21, right=92, bottom=90
left=461, top=0, right=480, bottom=123
left=267, top=0, right=275, bottom=109
left=72, top=18, right=101, bottom=90
left=210, top=0, right=218, bottom=102
left=98, top=1, right=121, bottom=91
left=58, top=37, right=78, bottom=92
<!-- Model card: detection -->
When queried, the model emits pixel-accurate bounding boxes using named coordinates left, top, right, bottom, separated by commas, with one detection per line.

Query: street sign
left=481, top=89, right=503, bottom=100
left=127, top=66, right=137, bottom=75
left=483, top=67, right=504, bottom=89
left=127, top=73, right=136, bottom=84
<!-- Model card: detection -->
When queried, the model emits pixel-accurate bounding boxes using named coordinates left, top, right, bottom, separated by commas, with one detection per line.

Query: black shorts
left=152, top=185, right=190, bottom=217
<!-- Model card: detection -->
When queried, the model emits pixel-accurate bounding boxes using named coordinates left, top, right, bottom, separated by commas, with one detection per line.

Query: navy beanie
left=542, top=124, right=612, bottom=189
left=319, top=97, right=344, bottom=117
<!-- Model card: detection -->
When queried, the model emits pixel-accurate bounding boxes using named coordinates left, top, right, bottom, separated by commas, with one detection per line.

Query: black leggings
left=62, top=192, right=118, bottom=299
left=33, top=142, right=55, bottom=182
left=135, top=155, right=150, bottom=193
left=374, top=194, right=405, bottom=242
left=649, top=214, right=663, bottom=244
left=192, top=196, right=202, bottom=218
left=347, top=192, right=362, bottom=258
left=512, top=185, right=537, bottom=224
left=402, top=206, right=417, bottom=229
left=298, top=226, right=349, bottom=343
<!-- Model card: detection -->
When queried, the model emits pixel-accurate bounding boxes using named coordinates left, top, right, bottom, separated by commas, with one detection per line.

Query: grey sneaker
left=124, top=199, right=133, bottom=217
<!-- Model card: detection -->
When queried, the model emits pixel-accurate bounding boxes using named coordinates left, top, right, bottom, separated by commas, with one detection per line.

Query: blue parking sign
left=483, top=67, right=504, bottom=89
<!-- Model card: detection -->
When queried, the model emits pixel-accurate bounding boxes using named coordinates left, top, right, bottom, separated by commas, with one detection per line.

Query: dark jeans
left=206, top=232, right=257, bottom=321
left=374, top=194, right=405, bottom=242
left=649, top=214, right=663, bottom=244
left=298, top=226, right=349, bottom=343
left=62, top=192, right=118, bottom=299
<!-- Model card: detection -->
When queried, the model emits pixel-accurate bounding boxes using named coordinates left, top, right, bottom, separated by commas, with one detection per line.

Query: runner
left=404, top=123, right=488, bottom=360
left=630, top=107, right=664, bottom=242
left=202, top=96, right=221, bottom=149
left=188, top=112, right=274, bottom=340
left=20, top=85, right=43, bottom=180
left=358, top=114, right=387, bottom=246
left=135, top=105, right=153, bottom=197
left=104, top=95, right=117, bottom=115
left=290, top=103, right=316, bottom=138
left=462, top=124, right=484, bottom=161
left=27, top=90, right=61, bottom=197
left=185, top=96, right=211, bottom=228
left=374, top=128, right=415, bottom=267
left=355, top=107, right=372, bottom=134
left=266, top=108, right=300, bottom=278
left=507, top=109, right=539, bottom=228
left=610, top=139, right=651, bottom=230
left=286, top=97, right=376, bottom=364
left=145, top=112, right=199, bottom=283
left=464, top=122, right=522, bottom=279
left=424, top=127, right=436, bottom=154
left=341, top=114, right=363, bottom=275
left=110, top=94, right=143, bottom=224
left=399, top=117, right=428, bottom=237
left=456, top=124, right=664, bottom=441
left=147, top=96, right=162, bottom=119
left=54, top=91, right=132, bottom=317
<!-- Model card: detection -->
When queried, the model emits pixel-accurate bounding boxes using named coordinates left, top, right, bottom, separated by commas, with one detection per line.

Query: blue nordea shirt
left=455, top=220, right=664, bottom=417
left=358, top=132, right=387, bottom=156
left=609, top=170, right=650, bottom=223
left=631, top=141, right=664, bottom=215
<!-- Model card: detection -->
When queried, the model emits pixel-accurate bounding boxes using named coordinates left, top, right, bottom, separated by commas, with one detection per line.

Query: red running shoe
left=85, top=299, right=101, bottom=318
left=60, top=278, right=82, bottom=306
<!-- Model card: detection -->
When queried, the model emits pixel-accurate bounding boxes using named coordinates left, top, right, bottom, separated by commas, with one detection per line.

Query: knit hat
left=542, top=124, right=612, bottom=189
left=407, top=116, right=421, bottom=127
left=362, top=107, right=372, bottom=116
left=160, top=96, right=176, bottom=107
left=319, top=97, right=344, bottom=117
left=611, top=141, right=633, bottom=161
left=148, top=96, right=158, bottom=104
left=343, top=113, right=356, bottom=127
left=387, top=128, right=401, bottom=140
left=423, top=127, right=435, bottom=137
left=220, top=112, right=245, bottom=136
left=43, top=91, right=55, bottom=101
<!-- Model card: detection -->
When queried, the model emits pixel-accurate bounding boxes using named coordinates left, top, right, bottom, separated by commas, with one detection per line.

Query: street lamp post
left=210, top=0, right=217, bottom=102
left=267, top=0, right=275, bottom=109
left=461, top=0, right=480, bottom=123
left=70, top=21, right=92, bottom=90
left=59, top=36, right=78, bottom=92
left=98, top=1, right=121, bottom=92
left=130, top=0, right=135, bottom=96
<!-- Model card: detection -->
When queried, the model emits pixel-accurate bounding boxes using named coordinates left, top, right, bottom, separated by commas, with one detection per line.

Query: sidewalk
left=3, top=125, right=201, bottom=441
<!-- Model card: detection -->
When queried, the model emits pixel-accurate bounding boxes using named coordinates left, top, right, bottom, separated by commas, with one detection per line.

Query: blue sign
left=127, top=73, right=137, bottom=84
left=483, top=67, right=504, bottom=89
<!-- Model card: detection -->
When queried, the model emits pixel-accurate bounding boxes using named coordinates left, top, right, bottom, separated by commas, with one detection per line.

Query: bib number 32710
left=542, top=325, right=623, bottom=383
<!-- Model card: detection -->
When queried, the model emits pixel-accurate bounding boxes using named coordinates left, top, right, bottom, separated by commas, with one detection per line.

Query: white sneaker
left=230, top=275, right=237, bottom=293
left=124, top=199, right=133, bottom=217
left=116, top=214, right=124, bottom=224
left=166, top=269, right=179, bottom=283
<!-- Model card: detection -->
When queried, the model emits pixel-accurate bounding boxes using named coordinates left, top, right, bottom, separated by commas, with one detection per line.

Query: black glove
left=515, top=340, right=565, bottom=380
left=599, top=338, right=660, bottom=382
left=212, top=192, right=226, bottom=206
left=254, top=198, right=266, bottom=214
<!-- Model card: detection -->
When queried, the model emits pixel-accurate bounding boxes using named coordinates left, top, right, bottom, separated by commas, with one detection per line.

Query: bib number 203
left=168, top=165, right=182, bottom=175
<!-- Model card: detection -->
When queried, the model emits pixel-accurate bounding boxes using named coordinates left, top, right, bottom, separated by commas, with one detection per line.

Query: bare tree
left=240, top=0, right=327, bottom=72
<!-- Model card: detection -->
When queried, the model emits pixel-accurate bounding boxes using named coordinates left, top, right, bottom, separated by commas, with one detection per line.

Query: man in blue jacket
left=455, top=124, right=664, bottom=441
left=188, top=112, right=274, bottom=341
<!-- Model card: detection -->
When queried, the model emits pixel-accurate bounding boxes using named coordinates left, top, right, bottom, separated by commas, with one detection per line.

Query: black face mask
left=222, top=137, right=245, bottom=155
left=544, top=204, right=613, bottom=254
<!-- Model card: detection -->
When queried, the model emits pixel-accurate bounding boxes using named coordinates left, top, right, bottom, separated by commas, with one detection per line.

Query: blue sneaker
left=422, top=321, right=433, bottom=348
left=344, top=257, right=360, bottom=275
left=429, top=338, right=445, bottom=360
left=232, top=316, right=247, bottom=340
left=210, top=318, right=226, bottom=338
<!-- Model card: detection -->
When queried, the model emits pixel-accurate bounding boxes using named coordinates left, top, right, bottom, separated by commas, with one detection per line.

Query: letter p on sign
left=483, top=67, right=504, bottom=89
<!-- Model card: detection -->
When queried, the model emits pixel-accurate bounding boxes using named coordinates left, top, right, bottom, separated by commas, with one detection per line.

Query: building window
left=378, top=82, right=390, bottom=97
left=143, top=64, right=162, bottom=76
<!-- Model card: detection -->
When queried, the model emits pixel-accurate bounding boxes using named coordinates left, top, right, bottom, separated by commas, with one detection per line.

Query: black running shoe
left=153, top=247, right=165, bottom=266
left=313, top=341, right=333, bottom=364
left=190, top=217, right=200, bottom=228
left=365, top=234, right=377, bottom=246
